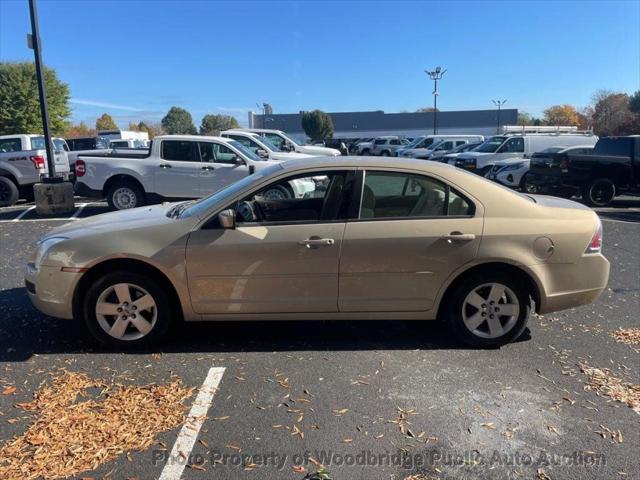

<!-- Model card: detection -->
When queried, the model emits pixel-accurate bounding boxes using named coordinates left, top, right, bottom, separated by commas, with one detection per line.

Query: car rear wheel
left=583, top=178, right=615, bottom=207
left=83, top=272, right=172, bottom=348
left=107, top=181, right=145, bottom=210
left=521, top=173, right=539, bottom=193
left=360, top=149, right=370, bottom=156
left=0, top=177, right=19, bottom=207
left=445, top=272, right=530, bottom=348
left=381, top=150, right=390, bottom=157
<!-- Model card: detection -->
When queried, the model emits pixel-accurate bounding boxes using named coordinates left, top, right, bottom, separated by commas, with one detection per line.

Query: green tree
left=629, top=90, right=640, bottom=114
left=301, top=110, right=334, bottom=141
left=0, top=62, right=70, bottom=135
left=161, top=106, right=197, bottom=134
left=199, top=114, right=239, bottom=135
left=96, top=113, right=118, bottom=131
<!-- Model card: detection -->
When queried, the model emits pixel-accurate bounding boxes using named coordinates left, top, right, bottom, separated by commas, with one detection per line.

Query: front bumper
left=25, top=263, right=81, bottom=319
left=531, top=254, right=610, bottom=314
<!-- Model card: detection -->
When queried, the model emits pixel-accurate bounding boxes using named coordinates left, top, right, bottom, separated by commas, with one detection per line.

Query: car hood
left=492, top=158, right=529, bottom=166
left=297, top=145, right=340, bottom=156
left=44, top=203, right=190, bottom=240
left=269, top=151, right=314, bottom=161
left=457, top=152, right=491, bottom=159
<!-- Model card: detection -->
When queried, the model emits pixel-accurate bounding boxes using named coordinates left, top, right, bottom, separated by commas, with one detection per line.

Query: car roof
left=156, top=134, right=234, bottom=144
left=280, top=155, right=457, bottom=173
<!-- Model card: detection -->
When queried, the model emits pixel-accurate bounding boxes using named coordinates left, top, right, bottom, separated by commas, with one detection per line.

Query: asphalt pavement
left=0, top=198, right=638, bottom=480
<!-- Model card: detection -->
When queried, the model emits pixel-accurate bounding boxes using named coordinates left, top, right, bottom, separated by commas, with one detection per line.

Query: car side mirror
left=218, top=209, right=236, bottom=229
left=256, top=148, right=268, bottom=158
left=233, top=155, right=244, bottom=165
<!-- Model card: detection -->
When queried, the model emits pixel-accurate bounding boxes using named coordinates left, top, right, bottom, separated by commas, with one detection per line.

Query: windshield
left=475, top=136, right=506, bottom=153
left=179, top=164, right=282, bottom=218
left=277, top=131, right=299, bottom=146
left=31, top=137, right=67, bottom=152
left=405, top=136, right=426, bottom=148
left=254, top=135, right=279, bottom=152
left=229, top=140, right=264, bottom=161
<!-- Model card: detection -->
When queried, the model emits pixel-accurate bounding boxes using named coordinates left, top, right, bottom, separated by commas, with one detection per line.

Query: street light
left=425, top=66, right=446, bottom=134
left=492, top=99, right=507, bottom=134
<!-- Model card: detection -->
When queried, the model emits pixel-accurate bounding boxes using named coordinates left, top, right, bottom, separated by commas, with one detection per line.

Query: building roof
left=254, top=109, right=518, bottom=133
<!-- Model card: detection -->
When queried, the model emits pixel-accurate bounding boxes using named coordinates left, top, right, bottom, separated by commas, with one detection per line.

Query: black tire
left=520, top=173, right=538, bottom=193
left=444, top=272, right=531, bottom=348
left=582, top=178, right=615, bottom=207
left=106, top=180, right=145, bottom=210
left=360, top=149, right=371, bottom=156
left=82, top=271, right=173, bottom=349
left=0, top=177, right=19, bottom=207
left=381, top=150, right=390, bottom=157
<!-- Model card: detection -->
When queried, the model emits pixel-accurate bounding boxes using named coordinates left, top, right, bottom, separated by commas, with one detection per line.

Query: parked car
left=27, top=157, right=609, bottom=349
left=349, top=138, right=373, bottom=154
left=398, top=135, right=485, bottom=158
left=487, top=145, right=595, bottom=190
left=410, top=139, right=478, bottom=160
left=0, top=134, right=72, bottom=206
left=220, top=130, right=315, bottom=161
left=73, top=135, right=313, bottom=210
left=457, top=130, right=598, bottom=175
left=524, top=136, right=640, bottom=206
left=239, top=128, right=340, bottom=156
left=356, top=136, right=409, bottom=156
left=441, top=142, right=483, bottom=164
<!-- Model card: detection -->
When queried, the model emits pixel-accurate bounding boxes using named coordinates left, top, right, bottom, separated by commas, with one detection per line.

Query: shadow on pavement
left=0, top=287, right=531, bottom=361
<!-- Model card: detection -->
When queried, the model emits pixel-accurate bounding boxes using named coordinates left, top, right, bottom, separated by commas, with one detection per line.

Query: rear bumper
left=25, top=263, right=80, bottom=319
left=531, top=254, right=610, bottom=314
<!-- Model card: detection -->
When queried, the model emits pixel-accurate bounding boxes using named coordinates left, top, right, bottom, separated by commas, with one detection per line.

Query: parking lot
left=0, top=197, right=638, bottom=480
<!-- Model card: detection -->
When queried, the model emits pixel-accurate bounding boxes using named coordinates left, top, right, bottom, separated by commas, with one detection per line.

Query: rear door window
left=0, top=138, right=22, bottom=152
left=594, top=137, right=633, bottom=156
left=161, top=140, right=200, bottom=161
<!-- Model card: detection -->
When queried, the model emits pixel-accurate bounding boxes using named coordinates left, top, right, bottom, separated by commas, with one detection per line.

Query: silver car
left=26, top=157, right=609, bottom=349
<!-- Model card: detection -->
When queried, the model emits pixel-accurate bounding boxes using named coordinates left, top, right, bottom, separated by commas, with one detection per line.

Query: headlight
left=34, top=237, right=68, bottom=266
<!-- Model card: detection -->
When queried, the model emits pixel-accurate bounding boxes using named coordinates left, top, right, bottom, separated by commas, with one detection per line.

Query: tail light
left=585, top=220, right=602, bottom=254
left=30, top=155, right=45, bottom=170
left=75, top=159, right=86, bottom=177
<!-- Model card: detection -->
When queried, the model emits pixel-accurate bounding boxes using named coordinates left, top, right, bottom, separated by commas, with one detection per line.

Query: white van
left=456, top=132, right=598, bottom=173
left=396, top=135, right=484, bottom=157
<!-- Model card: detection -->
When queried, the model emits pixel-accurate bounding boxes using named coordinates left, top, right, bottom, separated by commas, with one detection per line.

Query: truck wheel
left=0, top=177, right=19, bottom=207
left=583, top=178, right=615, bottom=207
left=107, top=181, right=145, bottom=210
left=520, top=173, right=538, bottom=193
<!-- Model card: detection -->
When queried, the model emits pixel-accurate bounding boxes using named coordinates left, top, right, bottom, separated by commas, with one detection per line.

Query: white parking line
left=70, top=203, right=88, bottom=219
left=159, top=367, right=226, bottom=480
left=12, top=206, right=35, bottom=222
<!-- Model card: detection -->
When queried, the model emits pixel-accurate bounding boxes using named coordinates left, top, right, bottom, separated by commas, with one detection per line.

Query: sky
left=0, top=0, right=638, bottom=129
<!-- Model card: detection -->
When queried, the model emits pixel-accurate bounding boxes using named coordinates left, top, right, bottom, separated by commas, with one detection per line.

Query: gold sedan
left=26, top=157, right=609, bottom=348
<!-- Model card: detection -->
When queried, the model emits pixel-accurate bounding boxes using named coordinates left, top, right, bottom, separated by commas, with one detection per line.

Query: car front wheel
left=445, top=272, right=530, bottom=348
left=83, top=272, right=172, bottom=348
left=0, top=177, right=19, bottom=207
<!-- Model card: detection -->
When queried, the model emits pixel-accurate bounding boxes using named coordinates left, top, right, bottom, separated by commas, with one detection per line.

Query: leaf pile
left=611, top=327, right=640, bottom=345
left=579, top=363, right=640, bottom=412
left=0, top=370, right=193, bottom=480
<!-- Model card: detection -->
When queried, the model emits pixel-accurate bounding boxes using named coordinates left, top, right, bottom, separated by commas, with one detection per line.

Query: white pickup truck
left=74, top=135, right=316, bottom=210
left=240, top=128, right=341, bottom=156
left=0, top=134, right=72, bottom=206
left=220, top=130, right=316, bottom=161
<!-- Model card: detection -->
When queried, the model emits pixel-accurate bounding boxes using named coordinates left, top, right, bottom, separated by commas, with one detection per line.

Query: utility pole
left=28, top=0, right=74, bottom=214
left=492, top=99, right=507, bottom=134
left=425, top=66, right=446, bottom=134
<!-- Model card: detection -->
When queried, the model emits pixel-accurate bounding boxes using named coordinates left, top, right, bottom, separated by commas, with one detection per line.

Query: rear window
left=594, top=137, right=633, bottom=156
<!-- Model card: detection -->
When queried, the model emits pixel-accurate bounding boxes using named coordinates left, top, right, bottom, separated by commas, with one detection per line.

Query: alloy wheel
left=462, top=283, right=520, bottom=339
left=95, top=283, right=157, bottom=341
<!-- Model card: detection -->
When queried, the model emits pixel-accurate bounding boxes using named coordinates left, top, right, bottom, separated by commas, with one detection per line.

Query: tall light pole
left=28, top=0, right=74, bottom=214
left=492, top=99, right=507, bottom=134
left=425, top=66, right=446, bottom=134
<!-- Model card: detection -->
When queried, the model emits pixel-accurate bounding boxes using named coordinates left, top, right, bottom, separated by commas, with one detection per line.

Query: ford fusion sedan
left=26, top=157, right=609, bottom=349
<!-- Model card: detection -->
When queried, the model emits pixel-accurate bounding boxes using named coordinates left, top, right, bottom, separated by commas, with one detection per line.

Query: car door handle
left=201, top=166, right=215, bottom=171
left=299, top=238, right=335, bottom=248
left=441, top=232, right=476, bottom=242
left=159, top=164, right=172, bottom=168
